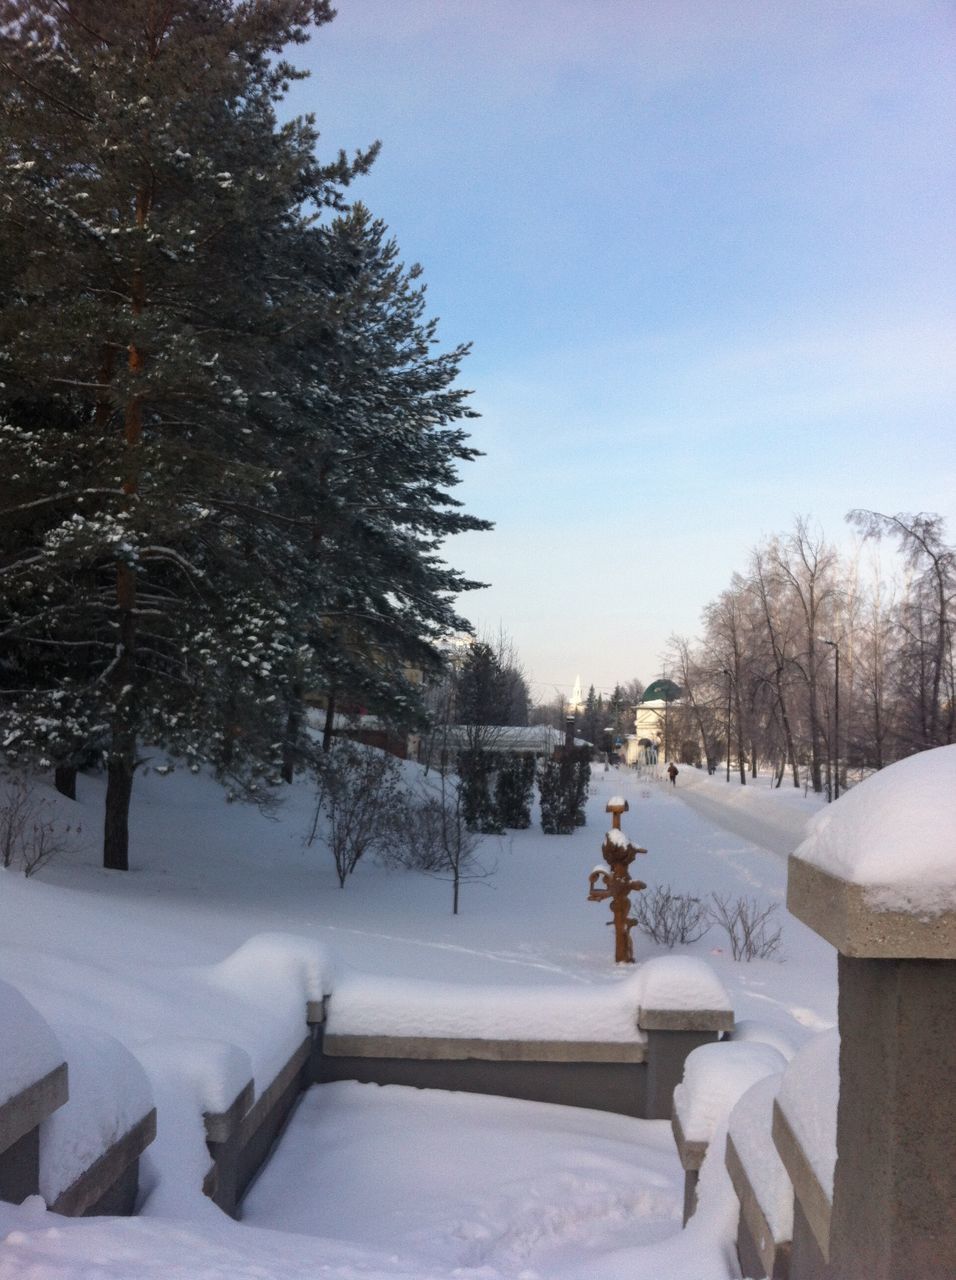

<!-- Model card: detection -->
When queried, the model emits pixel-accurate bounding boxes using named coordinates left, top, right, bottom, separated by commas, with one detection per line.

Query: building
left=624, top=678, right=683, bottom=766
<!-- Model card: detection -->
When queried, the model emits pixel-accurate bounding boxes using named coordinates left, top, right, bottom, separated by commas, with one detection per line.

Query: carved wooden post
left=588, top=800, right=646, bottom=963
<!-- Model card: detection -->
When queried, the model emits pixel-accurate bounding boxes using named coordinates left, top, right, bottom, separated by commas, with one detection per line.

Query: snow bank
left=39, top=1024, right=153, bottom=1204
left=795, top=745, right=956, bottom=914
left=0, top=978, right=62, bottom=1106
left=673, top=1041, right=787, bottom=1147
left=777, top=1027, right=839, bottom=1197
left=727, top=1072, right=792, bottom=1242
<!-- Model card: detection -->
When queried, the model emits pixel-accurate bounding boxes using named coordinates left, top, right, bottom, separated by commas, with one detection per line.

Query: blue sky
left=287, top=0, right=956, bottom=702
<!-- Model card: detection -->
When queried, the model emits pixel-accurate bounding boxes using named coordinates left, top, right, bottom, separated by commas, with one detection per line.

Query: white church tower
left=568, top=675, right=584, bottom=713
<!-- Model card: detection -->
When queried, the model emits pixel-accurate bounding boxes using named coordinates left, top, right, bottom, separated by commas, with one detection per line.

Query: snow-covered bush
left=633, top=884, right=711, bottom=947
left=494, top=754, right=535, bottom=829
left=709, top=894, right=782, bottom=960
left=307, top=744, right=401, bottom=887
left=0, top=776, right=70, bottom=877
left=539, top=748, right=589, bottom=834
left=383, top=775, right=488, bottom=914
left=458, top=748, right=505, bottom=833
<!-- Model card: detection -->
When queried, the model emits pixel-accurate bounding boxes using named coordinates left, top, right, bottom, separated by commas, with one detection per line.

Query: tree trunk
left=102, top=184, right=150, bottom=871
left=281, top=685, right=302, bottom=783
left=735, top=682, right=746, bottom=785
left=322, top=693, right=336, bottom=752
left=54, top=765, right=77, bottom=801
left=104, top=562, right=137, bottom=871
left=103, top=748, right=134, bottom=872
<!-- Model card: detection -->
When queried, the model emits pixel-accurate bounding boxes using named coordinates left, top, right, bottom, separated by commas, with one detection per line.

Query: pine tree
left=0, top=1, right=375, bottom=867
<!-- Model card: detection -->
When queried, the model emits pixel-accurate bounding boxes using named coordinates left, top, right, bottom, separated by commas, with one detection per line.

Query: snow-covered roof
left=435, top=725, right=589, bottom=752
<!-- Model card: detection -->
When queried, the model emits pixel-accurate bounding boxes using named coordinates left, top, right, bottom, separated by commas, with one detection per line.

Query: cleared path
left=671, top=770, right=822, bottom=859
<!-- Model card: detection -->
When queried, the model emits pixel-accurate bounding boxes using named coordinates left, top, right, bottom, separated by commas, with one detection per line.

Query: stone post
left=787, top=817, right=956, bottom=1279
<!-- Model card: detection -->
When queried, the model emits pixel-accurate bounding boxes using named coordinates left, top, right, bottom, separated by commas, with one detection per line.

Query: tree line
left=665, top=512, right=954, bottom=789
left=0, top=1, right=488, bottom=868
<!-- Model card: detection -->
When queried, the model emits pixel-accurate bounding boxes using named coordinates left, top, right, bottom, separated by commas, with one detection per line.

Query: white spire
left=569, top=674, right=583, bottom=711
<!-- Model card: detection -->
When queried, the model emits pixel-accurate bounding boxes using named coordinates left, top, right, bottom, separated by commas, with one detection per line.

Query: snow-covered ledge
left=0, top=981, right=68, bottom=1205
left=771, top=1031, right=836, bottom=1271
left=786, top=746, right=956, bottom=1280
left=322, top=957, right=732, bottom=1121
left=40, top=1025, right=155, bottom=1218
left=671, top=1040, right=786, bottom=1226
left=726, top=1074, right=792, bottom=1280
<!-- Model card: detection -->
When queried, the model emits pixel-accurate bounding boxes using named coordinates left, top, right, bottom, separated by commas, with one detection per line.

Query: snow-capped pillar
left=786, top=747, right=956, bottom=1280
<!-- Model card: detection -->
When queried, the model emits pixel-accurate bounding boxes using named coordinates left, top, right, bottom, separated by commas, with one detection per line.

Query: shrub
left=0, top=776, right=70, bottom=876
left=494, top=755, right=535, bottom=829
left=633, top=885, right=711, bottom=947
left=709, top=894, right=783, bottom=960
left=307, top=743, right=401, bottom=887
left=381, top=774, right=490, bottom=914
left=539, top=747, right=590, bottom=834
left=458, top=748, right=505, bottom=834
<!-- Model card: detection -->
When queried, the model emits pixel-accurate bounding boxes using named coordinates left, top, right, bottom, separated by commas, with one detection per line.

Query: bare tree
left=307, top=743, right=401, bottom=887
left=848, top=510, right=954, bottom=750
left=770, top=520, right=839, bottom=792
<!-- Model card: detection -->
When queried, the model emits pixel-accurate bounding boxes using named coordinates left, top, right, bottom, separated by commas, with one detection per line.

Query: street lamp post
left=723, top=669, right=732, bottom=783
left=821, top=639, right=840, bottom=800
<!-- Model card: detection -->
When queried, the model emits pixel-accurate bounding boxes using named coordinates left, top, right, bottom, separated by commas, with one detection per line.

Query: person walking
left=667, top=762, right=678, bottom=786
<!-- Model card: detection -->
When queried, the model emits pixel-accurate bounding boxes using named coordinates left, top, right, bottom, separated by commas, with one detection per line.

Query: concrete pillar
left=787, top=840, right=956, bottom=1280
left=829, top=953, right=954, bottom=1280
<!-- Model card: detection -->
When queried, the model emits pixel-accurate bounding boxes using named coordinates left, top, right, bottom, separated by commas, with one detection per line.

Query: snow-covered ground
left=0, top=758, right=837, bottom=1279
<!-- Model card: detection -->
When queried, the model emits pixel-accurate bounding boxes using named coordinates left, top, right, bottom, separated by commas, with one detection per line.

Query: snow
left=0, top=759, right=841, bottom=1278
left=0, top=979, right=62, bottom=1106
left=673, top=1041, right=787, bottom=1147
left=776, top=1028, right=839, bottom=1198
left=729, top=1019, right=797, bottom=1061
left=328, top=971, right=647, bottom=1042
left=39, top=1025, right=152, bottom=1204
left=635, top=956, right=731, bottom=1015
left=675, top=766, right=824, bottom=857
left=605, top=826, right=630, bottom=847
left=727, top=1073, right=792, bottom=1243
left=244, top=1083, right=684, bottom=1274
left=607, top=795, right=626, bottom=808
left=794, top=745, right=956, bottom=914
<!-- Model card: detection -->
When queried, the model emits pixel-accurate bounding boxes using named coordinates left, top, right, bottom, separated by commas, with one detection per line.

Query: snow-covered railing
left=202, top=998, right=326, bottom=1216
left=726, top=1073, right=793, bottom=1280
left=0, top=981, right=155, bottom=1216
left=320, top=956, right=733, bottom=1121
left=768, top=1030, right=837, bottom=1273
left=670, top=1039, right=786, bottom=1227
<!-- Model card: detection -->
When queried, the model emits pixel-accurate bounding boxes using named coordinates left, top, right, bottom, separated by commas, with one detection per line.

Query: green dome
left=641, top=679, right=682, bottom=703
